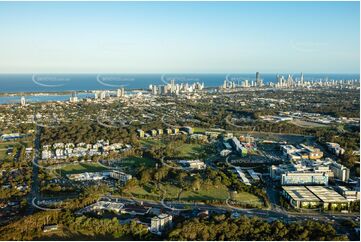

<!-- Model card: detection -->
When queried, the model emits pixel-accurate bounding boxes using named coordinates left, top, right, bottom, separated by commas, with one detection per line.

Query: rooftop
left=282, top=186, right=320, bottom=202
left=306, top=186, right=347, bottom=203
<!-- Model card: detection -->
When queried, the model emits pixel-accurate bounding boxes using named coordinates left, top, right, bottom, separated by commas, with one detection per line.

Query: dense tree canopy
left=167, top=214, right=348, bottom=241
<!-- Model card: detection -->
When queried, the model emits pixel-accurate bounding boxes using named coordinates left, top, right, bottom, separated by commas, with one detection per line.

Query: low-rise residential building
left=205, top=131, right=221, bottom=139
left=41, top=141, right=131, bottom=160
left=137, top=129, right=145, bottom=138
left=157, top=129, right=163, bottom=135
left=150, top=129, right=157, bottom=137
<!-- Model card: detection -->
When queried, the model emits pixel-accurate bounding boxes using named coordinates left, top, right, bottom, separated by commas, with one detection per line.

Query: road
left=25, top=125, right=41, bottom=215
left=109, top=195, right=358, bottom=226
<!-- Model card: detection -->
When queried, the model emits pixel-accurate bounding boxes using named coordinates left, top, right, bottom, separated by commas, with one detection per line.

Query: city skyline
left=0, top=1, right=359, bottom=74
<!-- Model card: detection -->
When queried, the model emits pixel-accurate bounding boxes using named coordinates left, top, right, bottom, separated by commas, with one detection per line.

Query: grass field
left=0, top=142, right=15, bottom=159
left=138, top=183, right=230, bottom=201
left=115, top=157, right=156, bottom=170
left=180, top=184, right=229, bottom=201
left=140, top=139, right=164, bottom=148
left=230, top=191, right=264, bottom=207
left=193, top=127, right=206, bottom=133
left=176, top=143, right=205, bottom=158
left=130, top=184, right=161, bottom=199
left=0, top=150, right=7, bottom=159
left=58, top=162, right=109, bottom=175
left=0, top=140, right=33, bottom=160
left=57, top=157, right=155, bottom=176
left=159, top=183, right=181, bottom=198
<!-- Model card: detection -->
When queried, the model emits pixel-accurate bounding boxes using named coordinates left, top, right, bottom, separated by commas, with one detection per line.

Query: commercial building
left=299, top=144, right=323, bottom=159
left=306, top=186, right=349, bottom=210
left=229, top=137, right=247, bottom=156
left=282, top=186, right=321, bottom=209
left=223, top=142, right=232, bottom=150
left=235, top=167, right=251, bottom=185
left=334, top=186, right=360, bottom=201
left=67, top=172, right=108, bottom=181
left=159, top=85, right=168, bottom=95
left=43, top=224, right=58, bottom=233
left=220, top=149, right=232, bottom=157
left=282, top=186, right=349, bottom=210
left=116, top=88, right=125, bottom=98
left=150, top=213, right=172, bottom=234
left=270, top=164, right=293, bottom=180
left=110, top=170, right=132, bottom=183
left=239, top=135, right=255, bottom=143
left=177, top=160, right=206, bottom=170
left=247, top=169, right=260, bottom=181
left=92, top=201, right=125, bottom=213
left=330, top=162, right=350, bottom=182
left=281, top=144, right=323, bottom=161
left=281, top=171, right=328, bottom=186
left=326, top=142, right=345, bottom=156
left=20, top=96, right=26, bottom=106
left=69, top=92, right=78, bottom=103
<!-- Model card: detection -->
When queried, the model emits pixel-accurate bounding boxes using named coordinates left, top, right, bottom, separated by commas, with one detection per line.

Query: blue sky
left=0, top=1, right=359, bottom=73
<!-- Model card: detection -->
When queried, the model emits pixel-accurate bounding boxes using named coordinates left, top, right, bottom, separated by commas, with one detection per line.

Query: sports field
left=176, top=143, right=206, bottom=158
left=58, top=162, right=109, bottom=175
